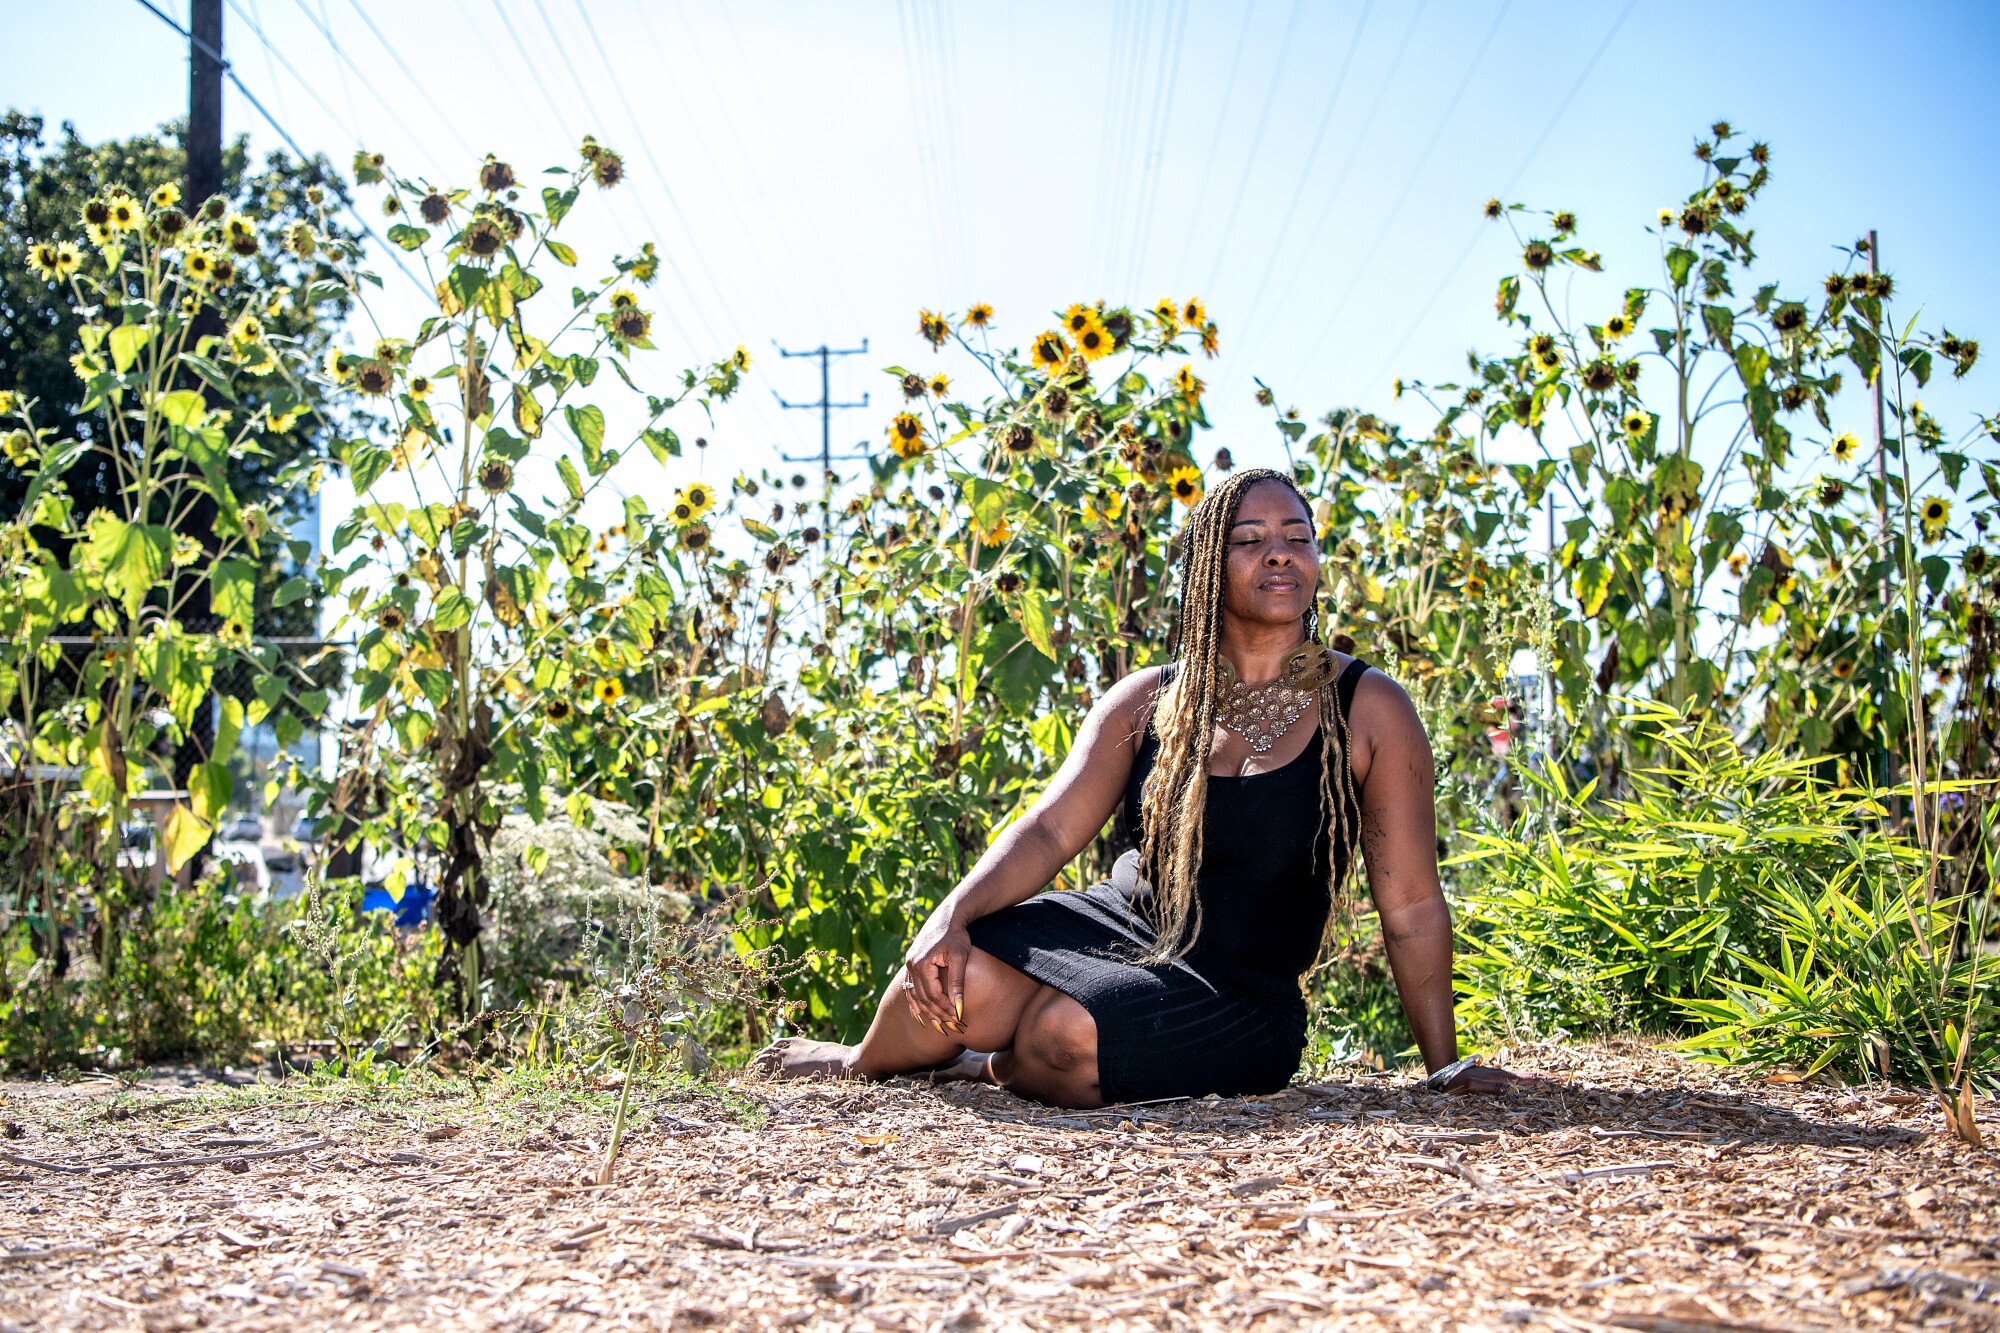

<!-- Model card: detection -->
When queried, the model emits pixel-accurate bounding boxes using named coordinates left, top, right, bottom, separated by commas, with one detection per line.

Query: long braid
left=1137, top=468, right=1366, bottom=969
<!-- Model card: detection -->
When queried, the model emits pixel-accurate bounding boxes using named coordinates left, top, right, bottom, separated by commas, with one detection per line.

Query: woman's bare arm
left=901, top=667, right=1161, bottom=1031
left=1352, top=672, right=1459, bottom=1075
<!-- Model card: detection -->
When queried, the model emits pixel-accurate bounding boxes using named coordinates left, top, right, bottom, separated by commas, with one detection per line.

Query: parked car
left=221, top=812, right=265, bottom=844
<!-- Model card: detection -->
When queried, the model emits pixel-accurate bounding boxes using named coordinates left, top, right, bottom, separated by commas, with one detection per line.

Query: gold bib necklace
left=1212, top=641, right=1338, bottom=754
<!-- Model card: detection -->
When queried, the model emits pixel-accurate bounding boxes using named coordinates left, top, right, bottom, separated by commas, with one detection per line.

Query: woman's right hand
left=902, top=906, right=971, bottom=1035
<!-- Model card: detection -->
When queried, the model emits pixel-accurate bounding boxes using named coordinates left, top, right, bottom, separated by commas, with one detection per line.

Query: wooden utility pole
left=173, top=0, right=224, bottom=818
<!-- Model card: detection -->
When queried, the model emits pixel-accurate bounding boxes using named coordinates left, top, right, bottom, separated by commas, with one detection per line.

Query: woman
left=755, top=468, right=1531, bottom=1105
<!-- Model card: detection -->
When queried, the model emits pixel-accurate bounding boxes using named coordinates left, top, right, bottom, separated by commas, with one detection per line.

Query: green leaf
left=542, top=185, right=578, bottom=227
left=346, top=441, right=392, bottom=493
left=189, top=761, right=232, bottom=823
left=556, top=455, right=584, bottom=500
left=1701, top=304, right=1734, bottom=346
left=387, top=223, right=431, bottom=250
left=446, top=264, right=488, bottom=311
left=85, top=513, right=173, bottom=615
left=412, top=667, right=453, bottom=707
left=273, top=575, right=311, bottom=607
left=215, top=695, right=244, bottom=760
left=547, top=239, right=578, bottom=267
left=1014, top=587, right=1056, bottom=660
left=1666, top=247, right=1696, bottom=289
left=642, top=425, right=680, bottom=464
left=513, top=388, right=544, bottom=438
left=154, top=388, right=207, bottom=427
left=161, top=804, right=212, bottom=875
left=564, top=402, right=606, bottom=458
left=743, top=518, right=779, bottom=543
left=965, top=477, right=1012, bottom=532
left=432, top=586, right=474, bottom=632
left=210, top=557, right=257, bottom=625
left=109, top=321, right=155, bottom=374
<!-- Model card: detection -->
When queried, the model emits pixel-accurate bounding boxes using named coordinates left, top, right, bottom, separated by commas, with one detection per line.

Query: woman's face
left=1221, top=480, right=1318, bottom=631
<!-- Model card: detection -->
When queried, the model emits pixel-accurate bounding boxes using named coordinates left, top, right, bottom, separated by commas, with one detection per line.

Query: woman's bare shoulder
left=1346, top=664, right=1430, bottom=784
left=1094, top=664, right=1168, bottom=750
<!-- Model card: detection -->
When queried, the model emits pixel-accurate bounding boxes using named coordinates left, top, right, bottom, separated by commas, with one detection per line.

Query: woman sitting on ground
left=756, top=468, right=1531, bottom=1106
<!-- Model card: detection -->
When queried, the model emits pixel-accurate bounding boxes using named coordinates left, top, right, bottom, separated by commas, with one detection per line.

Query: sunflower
left=26, top=242, right=59, bottom=279
left=1179, top=297, right=1207, bottom=328
left=900, top=372, right=926, bottom=400
left=1831, top=432, right=1858, bottom=464
left=1920, top=496, right=1950, bottom=543
left=1483, top=198, right=1502, bottom=220
left=1726, top=552, right=1747, bottom=578
left=479, top=459, right=513, bottom=494
left=353, top=360, right=393, bottom=397
left=1151, top=297, right=1180, bottom=332
left=731, top=345, right=751, bottom=370
left=69, top=350, right=106, bottom=379
left=681, top=481, right=717, bottom=517
left=887, top=412, right=927, bottom=458
left=209, top=255, right=237, bottom=285
left=150, top=181, right=181, bottom=210
left=1831, top=658, right=1856, bottom=680
left=978, top=518, right=1013, bottom=547
left=1174, top=364, right=1204, bottom=405
left=1081, top=489, right=1126, bottom=525
left=545, top=698, right=573, bottom=722
left=1622, top=409, right=1652, bottom=438
left=223, top=212, right=256, bottom=247
left=378, top=605, right=406, bottom=633
left=1200, top=323, right=1220, bottom=358
left=463, top=217, right=504, bottom=259
left=595, top=677, right=626, bottom=705
left=1074, top=314, right=1113, bottom=361
left=963, top=303, right=992, bottom=328
left=408, top=375, right=432, bottom=401
left=1000, top=423, right=1039, bottom=459
left=612, top=305, right=651, bottom=341
left=591, top=150, right=625, bottom=188
left=680, top=522, right=711, bottom=551
left=1552, top=210, right=1577, bottom=235
left=105, top=195, right=140, bottom=232
left=1581, top=360, right=1617, bottom=393
left=927, top=373, right=950, bottom=397
left=859, top=547, right=887, bottom=570
left=1522, top=240, right=1554, bottom=271
left=228, top=312, right=262, bottom=345
left=1062, top=303, right=1096, bottom=337
left=80, top=198, right=112, bottom=232
left=1030, top=330, right=1070, bottom=372
left=1656, top=208, right=1675, bottom=228
left=182, top=248, right=217, bottom=284
left=919, top=310, right=950, bottom=348
left=479, top=157, right=516, bottom=193
left=1602, top=311, right=1633, bottom=341
left=1166, top=465, right=1204, bottom=506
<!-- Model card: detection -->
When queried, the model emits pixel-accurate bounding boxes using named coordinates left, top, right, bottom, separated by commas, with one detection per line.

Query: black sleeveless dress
left=964, top=657, right=1370, bottom=1104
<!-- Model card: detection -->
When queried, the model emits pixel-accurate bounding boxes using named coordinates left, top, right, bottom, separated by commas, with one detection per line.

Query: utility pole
left=174, top=0, right=224, bottom=852
left=774, top=340, right=871, bottom=535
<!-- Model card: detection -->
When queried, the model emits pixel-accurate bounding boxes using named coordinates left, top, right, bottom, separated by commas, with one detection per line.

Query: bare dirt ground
left=0, top=1039, right=1994, bottom=1331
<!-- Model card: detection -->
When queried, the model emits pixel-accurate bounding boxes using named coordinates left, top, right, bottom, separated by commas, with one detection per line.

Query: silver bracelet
left=1420, top=1056, right=1478, bottom=1091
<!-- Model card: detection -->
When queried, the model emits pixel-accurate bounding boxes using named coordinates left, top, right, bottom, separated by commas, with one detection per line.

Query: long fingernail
left=953, top=996, right=963, bottom=1021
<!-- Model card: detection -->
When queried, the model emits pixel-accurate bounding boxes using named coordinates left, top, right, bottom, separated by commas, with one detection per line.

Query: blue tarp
left=360, top=882, right=434, bottom=927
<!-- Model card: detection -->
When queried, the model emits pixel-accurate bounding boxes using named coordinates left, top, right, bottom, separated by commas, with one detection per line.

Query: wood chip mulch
left=0, top=1039, right=1994, bottom=1331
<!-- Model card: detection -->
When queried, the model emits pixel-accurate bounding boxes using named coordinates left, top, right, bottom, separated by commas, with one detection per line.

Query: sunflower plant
left=0, top=175, right=349, bottom=990
left=318, top=141, right=747, bottom=1015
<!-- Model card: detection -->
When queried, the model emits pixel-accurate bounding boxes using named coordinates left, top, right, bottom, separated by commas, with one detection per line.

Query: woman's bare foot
left=919, top=1050, right=995, bottom=1084
left=750, top=1037, right=862, bottom=1080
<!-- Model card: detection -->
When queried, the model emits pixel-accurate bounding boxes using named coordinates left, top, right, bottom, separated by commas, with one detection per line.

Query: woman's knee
left=1013, top=988, right=1098, bottom=1074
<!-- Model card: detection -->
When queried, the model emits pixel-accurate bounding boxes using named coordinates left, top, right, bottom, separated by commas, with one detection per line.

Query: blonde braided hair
left=1134, top=468, right=1364, bottom=967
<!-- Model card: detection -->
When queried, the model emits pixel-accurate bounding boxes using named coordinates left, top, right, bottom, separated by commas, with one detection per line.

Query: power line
left=1230, top=0, right=1373, bottom=342
left=894, top=0, right=953, bottom=298
left=1101, top=0, right=1159, bottom=293
left=774, top=340, right=872, bottom=535
left=1171, top=0, right=1259, bottom=285
left=1360, top=0, right=1638, bottom=390
left=341, top=0, right=480, bottom=162
left=1121, top=0, right=1192, bottom=298
left=1200, top=0, right=1309, bottom=295
left=1287, top=0, right=1514, bottom=380
left=129, top=0, right=428, bottom=297
left=1085, top=0, right=1137, bottom=287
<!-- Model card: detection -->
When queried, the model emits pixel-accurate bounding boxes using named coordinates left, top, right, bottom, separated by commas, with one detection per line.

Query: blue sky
left=9, top=0, right=1998, bottom=517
